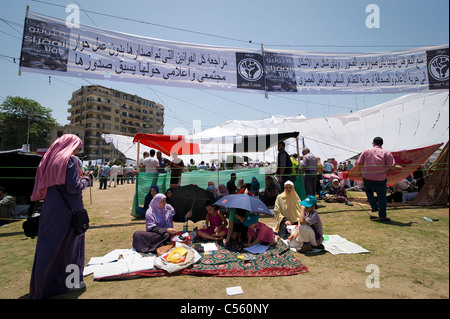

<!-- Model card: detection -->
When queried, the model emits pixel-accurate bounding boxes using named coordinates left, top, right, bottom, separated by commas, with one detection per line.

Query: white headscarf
left=171, top=152, right=182, bottom=164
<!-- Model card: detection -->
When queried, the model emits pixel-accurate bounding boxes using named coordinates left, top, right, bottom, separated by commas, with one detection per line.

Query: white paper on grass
left=226, top=286, right=244, bottom=296
left=85, top=249, right=156, bottom=279
left=201, top=242, right=218, bottom=252
left=323, top=234, right=370, bottom=255
left=87, top=249, right=129, bottom=265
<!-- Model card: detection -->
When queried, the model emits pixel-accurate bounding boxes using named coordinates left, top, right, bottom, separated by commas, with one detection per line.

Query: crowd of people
left=132, top=179, right=324, bottom=256
left=24, top=133, right=425, bottom=299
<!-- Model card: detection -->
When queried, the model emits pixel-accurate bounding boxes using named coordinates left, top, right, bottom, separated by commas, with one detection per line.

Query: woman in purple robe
left=133, top=193, right=191, bottom=253
left=29, top=134, right=91, bottom=299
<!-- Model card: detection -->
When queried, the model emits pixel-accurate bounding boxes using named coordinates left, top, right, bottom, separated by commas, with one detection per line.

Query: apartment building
left=67, top=85, right=164, bottom=161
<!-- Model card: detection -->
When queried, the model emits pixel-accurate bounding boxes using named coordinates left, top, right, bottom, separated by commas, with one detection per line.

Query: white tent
left=215, top=91, right=449, bottom=161
left=102, top=92, right=449, bottom=164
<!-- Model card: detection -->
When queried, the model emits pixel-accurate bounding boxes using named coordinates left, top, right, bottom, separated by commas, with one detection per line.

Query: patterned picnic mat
left=96, top=242, right=308, bottom=280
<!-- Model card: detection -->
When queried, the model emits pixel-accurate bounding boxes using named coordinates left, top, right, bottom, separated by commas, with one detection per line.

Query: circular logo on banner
left=238, top=58, right=264, bottom=81
left=428, top=55, right=449, bottom=81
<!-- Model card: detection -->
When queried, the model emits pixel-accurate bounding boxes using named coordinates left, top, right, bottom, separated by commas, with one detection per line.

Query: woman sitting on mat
left=132, top=193, right=191, bottom=253
left=274, top=180, right=302, bottom=239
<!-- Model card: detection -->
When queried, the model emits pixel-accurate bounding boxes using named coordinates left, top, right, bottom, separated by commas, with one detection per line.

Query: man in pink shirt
left=357, top=137, right=395, bottom=221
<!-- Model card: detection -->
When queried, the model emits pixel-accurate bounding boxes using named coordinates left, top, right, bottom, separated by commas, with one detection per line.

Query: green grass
left=1, top=187, right=448, bottom=299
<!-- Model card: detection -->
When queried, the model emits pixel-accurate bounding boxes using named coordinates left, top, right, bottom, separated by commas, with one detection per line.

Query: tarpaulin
left=346, top=143, right=443, bottom=186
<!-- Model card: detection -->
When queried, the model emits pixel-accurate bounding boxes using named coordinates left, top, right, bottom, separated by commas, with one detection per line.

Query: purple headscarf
left=145, top=193, right=175, bottom=231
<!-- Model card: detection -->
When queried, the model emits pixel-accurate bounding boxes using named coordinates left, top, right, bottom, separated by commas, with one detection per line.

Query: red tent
left=133, top=133, right=200, bottom=156
left=346, top=143, right=443, bottom=186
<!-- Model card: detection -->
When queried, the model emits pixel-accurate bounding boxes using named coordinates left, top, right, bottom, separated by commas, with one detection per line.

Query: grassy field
left=0, top=182, right=448, bottom=299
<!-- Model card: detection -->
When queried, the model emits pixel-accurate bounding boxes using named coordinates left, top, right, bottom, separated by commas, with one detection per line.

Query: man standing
left=301, top=148, right=318, bottom=196
left=156, top=151, right=170, bottom=173
left=98, top=162, right=110, bottom=190
left=143, top=150, right=159, bottom=173
left=356, top=137, right=395, bottom=221
left=85, top=161, right=95, bottom=187
left=109, top=163, right=119, bottom=187
left=143, top=149, right=159, bottom=186
left=125, top=164, right=135, bottom=184
left=277, top=141, right=294, bottom=191
left=323, top=160, right=333, bottom=174
left=227, top=173, right=237, bottom=194
left=290, top=153, right=300, bottom=176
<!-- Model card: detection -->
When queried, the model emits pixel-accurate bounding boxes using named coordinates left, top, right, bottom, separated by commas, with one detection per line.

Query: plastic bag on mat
left=154, top=242, right=201, bottom=273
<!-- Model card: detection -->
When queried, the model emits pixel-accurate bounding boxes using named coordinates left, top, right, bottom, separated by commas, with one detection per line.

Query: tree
left=0, top=96, right=57, bottom=151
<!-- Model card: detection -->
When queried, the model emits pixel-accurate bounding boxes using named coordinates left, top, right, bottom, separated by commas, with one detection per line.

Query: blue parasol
left=213, top=194, right=273, bottom=215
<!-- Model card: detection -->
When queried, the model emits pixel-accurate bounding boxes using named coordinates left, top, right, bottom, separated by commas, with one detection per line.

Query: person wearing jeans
left=363, top=178, right=388, bottom=218
left=357, top=137, right=396, bottom=221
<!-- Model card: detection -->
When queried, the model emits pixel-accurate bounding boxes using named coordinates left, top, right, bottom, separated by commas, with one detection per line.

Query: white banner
left=20, top=11, right=449, bottom=94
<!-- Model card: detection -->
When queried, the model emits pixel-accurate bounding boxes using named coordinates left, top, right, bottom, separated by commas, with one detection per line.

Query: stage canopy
left=132, top=133, right=200, bottom=156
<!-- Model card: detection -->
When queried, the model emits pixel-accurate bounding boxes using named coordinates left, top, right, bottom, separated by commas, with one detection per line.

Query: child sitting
left=288, top=195, right=324, bottom=253
left=197, top=200, right=228, bottom=241
left=243, top=214, right=278, bottom=248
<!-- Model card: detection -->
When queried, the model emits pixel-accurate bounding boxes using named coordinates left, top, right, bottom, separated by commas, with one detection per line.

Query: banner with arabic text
left=20, top=11, right=449, bottom=94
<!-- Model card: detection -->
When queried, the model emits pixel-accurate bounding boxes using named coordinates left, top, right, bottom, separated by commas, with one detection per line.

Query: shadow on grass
left=0, top=221, right=146, bottom=239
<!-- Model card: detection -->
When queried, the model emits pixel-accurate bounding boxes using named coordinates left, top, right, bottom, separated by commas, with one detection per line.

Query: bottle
left=423, top=217, right=433, bottom=222
left=183, top=218, right=189, bottom=232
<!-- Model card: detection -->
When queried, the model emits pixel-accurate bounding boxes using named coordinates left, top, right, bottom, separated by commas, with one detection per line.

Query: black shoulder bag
left=22, top=202, right=39, bottom=239
left=56, top=187, right=90, bottom=236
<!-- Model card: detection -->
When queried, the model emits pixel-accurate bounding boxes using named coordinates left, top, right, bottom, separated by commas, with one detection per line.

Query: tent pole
left=217, top=143, right=220, bottom=186
left=136, top=139, right=140, bottom=173
left=296, top=135, right=300, bottom=155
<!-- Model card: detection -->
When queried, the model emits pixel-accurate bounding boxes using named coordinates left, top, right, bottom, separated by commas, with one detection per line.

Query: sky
left=0, top=0, right=449, bottom=136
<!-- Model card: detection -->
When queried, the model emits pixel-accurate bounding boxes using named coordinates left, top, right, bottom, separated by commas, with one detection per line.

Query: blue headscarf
left=251, top=177, right=260, bottom=191
left=143, top=185, right=159, bottom=210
